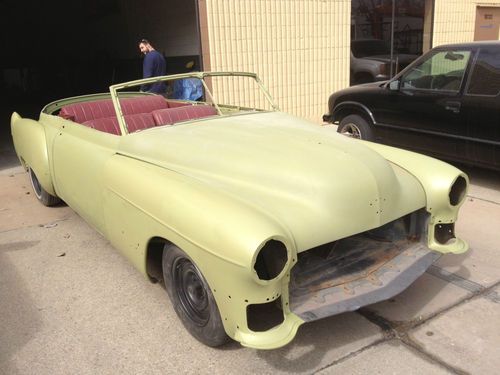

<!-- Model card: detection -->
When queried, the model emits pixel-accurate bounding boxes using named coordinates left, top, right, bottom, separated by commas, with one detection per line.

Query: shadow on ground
left=0, top=244, right=43, bottom=372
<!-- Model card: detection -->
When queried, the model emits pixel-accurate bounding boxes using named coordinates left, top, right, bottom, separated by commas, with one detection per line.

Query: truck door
left=462, top=45, right=500, bottom=170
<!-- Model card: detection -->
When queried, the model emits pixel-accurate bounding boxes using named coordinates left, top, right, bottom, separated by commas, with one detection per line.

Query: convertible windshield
left=113, top=72, right=277, bottom=112
left=109, top=72, right=278, bottom=134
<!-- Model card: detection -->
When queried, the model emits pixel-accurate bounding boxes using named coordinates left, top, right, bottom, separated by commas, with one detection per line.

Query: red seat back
left=82, top=113, right=155, bottom=135
left=60, top=95, right=168, bottom=123
left=152, top=105, right=217, bottom=126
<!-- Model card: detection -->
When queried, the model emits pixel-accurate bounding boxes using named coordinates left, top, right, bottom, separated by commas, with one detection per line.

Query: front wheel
left=162, top=244, right=229, bottom=347
left=28, top=167, right=61, bottom=206
left=338, top=114, right=374, bottom=141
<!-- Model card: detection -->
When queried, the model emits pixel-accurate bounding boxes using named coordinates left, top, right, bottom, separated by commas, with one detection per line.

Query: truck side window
left=401, top=50, right=470, bottom=92
left=466, top=47, right=500, bottom=96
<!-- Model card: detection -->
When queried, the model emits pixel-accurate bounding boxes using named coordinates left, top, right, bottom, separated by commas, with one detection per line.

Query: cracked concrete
left=1, top=144, right=499, bottom=374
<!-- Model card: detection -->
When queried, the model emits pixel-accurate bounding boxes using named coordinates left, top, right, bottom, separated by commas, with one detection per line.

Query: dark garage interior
left=0, top=0, right=201, bottom=167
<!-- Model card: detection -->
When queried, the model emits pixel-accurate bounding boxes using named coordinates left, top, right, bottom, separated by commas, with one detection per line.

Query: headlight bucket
left=449, top=175, right=467, bottom=206
left=253, top=239, right=289, bottom=283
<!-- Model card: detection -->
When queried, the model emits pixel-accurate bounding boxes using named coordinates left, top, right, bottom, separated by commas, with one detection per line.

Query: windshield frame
left=109, top=71, right=279, bottom=135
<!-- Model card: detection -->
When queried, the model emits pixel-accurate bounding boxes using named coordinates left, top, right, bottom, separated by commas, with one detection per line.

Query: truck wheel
left=162, top=244, right=229, bottom=347
left=28, top=167, right=61, bottom=206
left=338, top=115, right=374, bottom=141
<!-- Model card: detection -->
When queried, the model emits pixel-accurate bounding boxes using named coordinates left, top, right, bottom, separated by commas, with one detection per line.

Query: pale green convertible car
left=11, top=72, right=469, bottom=349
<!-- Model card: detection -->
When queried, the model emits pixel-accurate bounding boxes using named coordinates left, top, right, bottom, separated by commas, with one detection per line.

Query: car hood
left=118, top=112, right=426, bottom=251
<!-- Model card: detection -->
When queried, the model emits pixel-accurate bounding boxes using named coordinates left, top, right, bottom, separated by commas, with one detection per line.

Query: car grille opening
left=289, top=209, right=431, bottom=321
left=435, top=223, right=456, bottom=245
left=247, top=297, right=284, bottom=332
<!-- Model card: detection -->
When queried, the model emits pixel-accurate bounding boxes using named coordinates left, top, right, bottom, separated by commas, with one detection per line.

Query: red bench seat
left=152, top=105, right=217, bottom=126
left=60, top=95, right=168, bottom=123
left=82, top=113, right=156, bottom=135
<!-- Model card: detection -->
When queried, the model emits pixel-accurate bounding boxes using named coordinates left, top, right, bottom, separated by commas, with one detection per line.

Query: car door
left=51, top=122, right=119, bottom=234
left=461, top=45, right=500, bottom=170
left=374, top=48, right=474, bottom=163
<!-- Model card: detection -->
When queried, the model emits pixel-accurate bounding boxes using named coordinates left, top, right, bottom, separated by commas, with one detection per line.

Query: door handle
left=445, top=101, right=461, bottom=114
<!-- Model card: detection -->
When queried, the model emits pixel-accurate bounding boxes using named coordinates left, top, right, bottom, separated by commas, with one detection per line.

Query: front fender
left=332, top=101, right=376, bottom=124
left=103, top=154, right=295, bottom=269
left=102, top=155, right=298, bottom=344
left=10, top=112, right=56, bottom=195
left=362, top=141, right=469, bottom=254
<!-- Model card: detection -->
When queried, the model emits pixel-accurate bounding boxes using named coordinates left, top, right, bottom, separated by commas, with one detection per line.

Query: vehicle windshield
left=108, top=72, right=279, bottom=134
left=351, top=40, right=391, bottom=58
left=113, top=72, right=277, bottom=113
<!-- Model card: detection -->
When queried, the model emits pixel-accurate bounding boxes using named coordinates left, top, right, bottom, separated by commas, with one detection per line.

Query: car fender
left=332, top=101, right=376, bottom=124
left=102, top=153, right=296, bottom=269
left=10, top=112, right=56, bottom=196
left=362, top=141, right=469, bottom=254
left=101, top=155, right=299, bottom=343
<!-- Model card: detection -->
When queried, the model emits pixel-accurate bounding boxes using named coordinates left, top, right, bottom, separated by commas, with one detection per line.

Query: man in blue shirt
left=138, top=39, right=167, bottom=94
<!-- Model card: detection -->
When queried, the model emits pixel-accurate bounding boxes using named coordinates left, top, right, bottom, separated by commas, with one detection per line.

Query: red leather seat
left=82, top=113, right=156, bottom=135
left=152, top=105, right=217, bottom=126
left=60, top=95, right=168, bottom=123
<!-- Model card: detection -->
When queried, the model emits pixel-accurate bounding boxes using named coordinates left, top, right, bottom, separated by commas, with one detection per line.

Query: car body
left=350, top=39, right=419, bottom=85
left=325, top=41, right=500, bottom=171
left=11, top=72, right=469, bottom=350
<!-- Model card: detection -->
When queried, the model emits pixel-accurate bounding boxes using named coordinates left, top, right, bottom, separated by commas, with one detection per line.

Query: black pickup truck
left=324, top=41, right=500, bottom=171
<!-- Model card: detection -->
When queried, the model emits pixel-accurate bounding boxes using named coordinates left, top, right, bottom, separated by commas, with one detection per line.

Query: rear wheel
left=162, top=244, right=229, bottom=347
left=28, top=167, right=60, bottom=206
left=338, top=114, right=374, bottom=141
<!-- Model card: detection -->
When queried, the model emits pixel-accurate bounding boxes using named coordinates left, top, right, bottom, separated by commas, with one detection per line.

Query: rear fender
left=10, top=112, right=56, bottom=195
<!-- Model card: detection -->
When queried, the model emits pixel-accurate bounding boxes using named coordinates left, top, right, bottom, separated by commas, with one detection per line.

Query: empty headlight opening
left=254, top=240, right=288, bottom=281
left=449, top=176, right=467, bottom=206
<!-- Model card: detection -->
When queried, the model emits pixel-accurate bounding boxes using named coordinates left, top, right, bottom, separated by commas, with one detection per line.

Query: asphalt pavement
left=1, top=127, right=499, bottom=375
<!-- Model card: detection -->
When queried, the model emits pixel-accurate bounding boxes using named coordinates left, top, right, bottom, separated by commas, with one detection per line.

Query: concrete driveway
left=1, top=141, right=499, bottom=374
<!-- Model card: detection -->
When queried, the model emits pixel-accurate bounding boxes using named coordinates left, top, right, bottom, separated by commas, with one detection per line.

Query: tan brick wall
left=202, top=0, right=351, bottom=123
left=433, top=0, right=500, bottom=46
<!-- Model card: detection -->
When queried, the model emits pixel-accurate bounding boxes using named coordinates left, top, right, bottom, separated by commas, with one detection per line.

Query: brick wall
left=201, top=0, right=351, bottom=123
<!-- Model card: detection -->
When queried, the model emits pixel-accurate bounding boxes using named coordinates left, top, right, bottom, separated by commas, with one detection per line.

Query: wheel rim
left=29, top=168, right=43, bottom=199
left=173, top=258, right=210, bottom=326
left=340, top=123, right=362, bottom=139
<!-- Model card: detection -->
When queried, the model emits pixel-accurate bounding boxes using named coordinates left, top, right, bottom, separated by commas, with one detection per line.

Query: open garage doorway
left=0, top=1, right=201, bottom=125
left=0, top=0, right=202, bottom=164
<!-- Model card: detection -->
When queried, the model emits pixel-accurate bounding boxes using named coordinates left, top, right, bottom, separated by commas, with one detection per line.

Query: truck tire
left=338, top=115, right=374, bottom=141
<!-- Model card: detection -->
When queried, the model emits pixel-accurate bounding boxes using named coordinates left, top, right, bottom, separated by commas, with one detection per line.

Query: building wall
left=433, top=0, right=500, bottom=46
left=201, top=0, right=351, bottom=123
left=201, top=0, right=500, bottom=123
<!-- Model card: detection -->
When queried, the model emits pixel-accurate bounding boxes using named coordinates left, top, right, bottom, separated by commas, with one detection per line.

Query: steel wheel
left=174, top=258, right=210, bottom=326
left=162, top=244, right=229, bottom=346
left=29, top=167, right=44, bottom=199
left=28, top=167, right=61, bottom=206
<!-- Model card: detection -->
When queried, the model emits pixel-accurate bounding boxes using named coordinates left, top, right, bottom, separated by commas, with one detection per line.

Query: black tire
left=162, top=244, right=229, bottom=347
left=28, top=167, right=61, bottom=206
left=338, top=114, right=374, bottom=141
